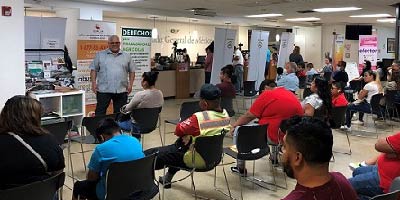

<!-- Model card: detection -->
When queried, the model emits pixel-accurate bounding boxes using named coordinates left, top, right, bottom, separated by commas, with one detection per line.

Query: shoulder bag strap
left=7, top=132, right=48, bottom=171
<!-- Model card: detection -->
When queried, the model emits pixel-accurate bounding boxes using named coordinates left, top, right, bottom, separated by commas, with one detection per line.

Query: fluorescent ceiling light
left=286, top=17, right=320, bottom=22
left=313, top=7, right=361, bottom=13
left=350, top=14, right=391, bottom=18
left=103, top=0, right=140, bottom=2
left=246, top=13, right=283, bottom=18
left=377, top=18, right=396, bottom=23
left=152, top=28, right=158, bottom=39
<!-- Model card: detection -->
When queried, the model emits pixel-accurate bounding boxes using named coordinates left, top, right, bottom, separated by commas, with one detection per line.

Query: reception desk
left=155, top=68, right=205, bottom=98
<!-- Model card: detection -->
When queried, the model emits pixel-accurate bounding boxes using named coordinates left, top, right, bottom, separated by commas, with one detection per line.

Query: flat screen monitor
left=345, top=25, right=372, bottom=40
left=196, top=55, right=206, bottom=64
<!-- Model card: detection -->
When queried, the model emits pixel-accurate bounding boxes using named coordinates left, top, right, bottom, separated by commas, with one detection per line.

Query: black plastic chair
left=298, top=76, right=307, bottom=89
left=223, top=124, right=275, bottom=200
left=370, top=190, right=400, bottom=200
left=390, top=176, right=400, bottom=192
left=130, top=107, right=162, bottom=147
left=69, top=113, right=118, bottom=177
left=385, top=90, right=399, bottom=120
left=220, top=97, right=235, bottom=117
left=243, top=81, right=257, bottom=97
left=0, top=172, right=65, bottom=200
left=161, top=131, right=230, bottom=200
left=331, top=106, right=351, bottom=155
left=353, top=94, right=384, bottom=138
left=42, top=120, right=72, bottom=146
left=105, top=154, right=158, bottom=200
left=163, top=101, right=200, bottom=136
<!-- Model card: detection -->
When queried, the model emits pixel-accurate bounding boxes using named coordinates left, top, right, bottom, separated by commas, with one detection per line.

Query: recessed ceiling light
left=313, top=7, right=361, bottom=13
left=350, top=14, right=391, bottom=18
left=286, top=17, right=320, bottom=22
left=377, top=18, right=396, bottom=23
left=103, top=0, right=140, bottom=2
left=246, top=13, right=283, bottom=18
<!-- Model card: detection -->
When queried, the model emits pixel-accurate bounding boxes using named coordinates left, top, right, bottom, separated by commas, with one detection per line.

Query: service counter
left=155, top=68, right=205, bottom=98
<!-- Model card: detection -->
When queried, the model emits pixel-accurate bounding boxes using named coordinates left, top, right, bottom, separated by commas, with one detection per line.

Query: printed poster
left=121, top=27, right=152, bottom=97
left=358, top=35, right=378, bottom=74
left=248, top=30, right=270, bottom=90
left=211, top=28, right=237, bottom=84
left=76, top=20, right=116, bottom=104
left=333, top=34, right=345, bottom=71
left=277, top=32, right=295, bottom=68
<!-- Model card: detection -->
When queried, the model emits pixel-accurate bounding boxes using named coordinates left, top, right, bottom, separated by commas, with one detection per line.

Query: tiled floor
left=61, top=97, right=398, bottom=200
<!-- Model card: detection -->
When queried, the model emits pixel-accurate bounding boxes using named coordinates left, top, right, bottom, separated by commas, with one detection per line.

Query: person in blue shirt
left=264, top=48, right=271, bottom=77
left=277, top=62, right=299, bottom=93
left=72, top=118, right=144, bottom=200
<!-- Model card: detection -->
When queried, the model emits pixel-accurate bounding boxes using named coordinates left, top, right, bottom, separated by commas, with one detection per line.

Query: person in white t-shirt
left=343, top=70, right=383, bottom=131
left=233, top=46, right=244, bottom=93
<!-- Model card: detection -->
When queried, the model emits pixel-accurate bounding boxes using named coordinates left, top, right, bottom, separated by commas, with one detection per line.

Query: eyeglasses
left=109, top=42, right=120, bottom=45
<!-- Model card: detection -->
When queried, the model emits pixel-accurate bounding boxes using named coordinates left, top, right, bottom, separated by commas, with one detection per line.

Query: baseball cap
left=200, top=84, right=221, bottom=100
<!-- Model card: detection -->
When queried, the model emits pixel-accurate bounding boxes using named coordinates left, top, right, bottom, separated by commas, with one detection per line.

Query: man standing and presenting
left=90, top=35, right=136, bottom=115
left=233, top=46, right=244, bottom=93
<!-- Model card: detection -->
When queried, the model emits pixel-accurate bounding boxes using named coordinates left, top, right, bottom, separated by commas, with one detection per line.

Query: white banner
left=76, top=20, right=116, bottom=104
left=277, top=32, right=294, bottom=68
left=211, top=28, right=237, bottom=84
left=121, top=27, right=152, bottom=97
left=248, top=30, right=269, bottom=90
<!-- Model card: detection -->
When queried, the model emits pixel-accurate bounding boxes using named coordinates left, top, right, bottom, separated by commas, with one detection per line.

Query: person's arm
left=128, top=72, right=135, bottom=94
left=86, top=148, right=101, bottom=181
left=303, top=104, right=315, bottom=117
left=124, top=92, right=142, bottom=112
left=375, top=137, right=399, bottom=159
left=90, top=70, right=97, bottom=94
left=89, top=53, right=100, bottom=94
left=175, top=115, right=200, bottom=138
left=87, top=170, right=100, bottom=181
left=276, top=76, right=286, bottom=87
left=357, top=89, right=368, bottom=100
left=230, top=111, right=257, bottom=135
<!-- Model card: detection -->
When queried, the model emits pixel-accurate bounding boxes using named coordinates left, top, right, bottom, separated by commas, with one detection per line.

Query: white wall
left=376, top=26, right=395, bottom=60
left=0, top=0, right=25, bottom=109
left=295, top=26, right=322, bottom=67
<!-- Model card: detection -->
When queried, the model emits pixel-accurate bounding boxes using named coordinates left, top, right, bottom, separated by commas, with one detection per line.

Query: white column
left=0, top=0, right=25, bottom=108
left=56, top=9, right=80, bottom=66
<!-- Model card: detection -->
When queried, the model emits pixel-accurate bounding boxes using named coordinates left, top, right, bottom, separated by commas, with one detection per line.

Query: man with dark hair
left=333, top=61, right=349, bottom=84
left=277, top=62, right=299, bottom=93
left=145, top=84, right=231, bottom=188
left=259, top=80, right=277, bottom=95
left=72, top=118, right=144, bottom=200
left=281, top=116, right=357, bottom=200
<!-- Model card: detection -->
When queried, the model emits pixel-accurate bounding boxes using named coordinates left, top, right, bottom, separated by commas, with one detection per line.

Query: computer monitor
left=154, top=53, right=161, bottom=63
left=196, top=55, right=206, bottom=65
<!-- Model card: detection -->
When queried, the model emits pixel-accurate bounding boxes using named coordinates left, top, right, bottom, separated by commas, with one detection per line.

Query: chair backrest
left=370, top=190, right=400, bottom=200
left=220, top=97, right=235, bottom=117
left=370, top=93, right=384, bottom=115
left=82, top=113, right=118, bottom=136
left=313, top=105, right=328, bottom=123
left=243, top=81, right=257, bottom=97
left=390, top=176, right=400, bottom=192
left=299, top=76, right=307, bottom=89
left=130, top=107, right=162, bottom=134
left=0, top=172, right=65, bottom=200
left=105, top=154, right=157, bottom=200
left=385, top=90, right=399, bottom=109
left=349, top=80, right=362, bottom=92
left=193, top=130, right=226, bottom=170
left=330, top=106, right=347, bottom=129
left=179, top=101, right=201, bottom=122
left=42, top=120, right=72, bottom=145
left=236, top=124, right=269, bottom=160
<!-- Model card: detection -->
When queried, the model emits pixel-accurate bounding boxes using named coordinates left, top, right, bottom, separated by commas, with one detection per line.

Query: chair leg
left=162, top=167, right=166, bottom=200
left=159, top=116, right=164, bottom=146
left=67, top=140, right=76, bottom=184
left=79, top=142, right=87, bottom=172
left=141, top=134, right=145, bottom=150
left=252, top=160, right=256, bottom=189
left=268, top=158, right=278, bottom=191
left=345, top=130, right=352, bottom=155
left=191, top=172, right=197, bottom=200
left=239, top=174, right=244, bottom=200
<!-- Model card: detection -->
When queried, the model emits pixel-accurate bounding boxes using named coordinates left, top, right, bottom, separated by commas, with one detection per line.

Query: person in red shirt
left=331, top=81, right=348, bottom=107
left=348, top=132, right=400, bottom=199
left=230, top=84, right=303, bottom=174
left=281, top=116, right=358, bottom=200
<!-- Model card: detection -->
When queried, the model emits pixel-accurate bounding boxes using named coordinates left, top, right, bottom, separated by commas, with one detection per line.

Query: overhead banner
left=76, top=20, right=116, bottom=104
left=121, top=27, right=152, bottom=97
left=248, top=30, right=269, bottom=89
left=333, top=34, right=345, bottom=71
left=211, top=28, right=237, bottom=84
left=359, top=35, right=378, bottom=73
left=277, top=32, right=294, bottom=68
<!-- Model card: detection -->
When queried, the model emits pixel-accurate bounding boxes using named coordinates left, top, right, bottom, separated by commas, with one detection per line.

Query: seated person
left=277, top=62, right=299, bottom=93
left=296, top=62, right=306, bottom=78
left=217, top=65, right=236, bottom=116
left=348, top=131, right=400, bottom=200
left=276, top=67, right=284, bottom=82
left=333, top=61, right=349, bottom=83
left=281, top=116, right=357, bottom=200
left=230, top=84, right=303, bottom=174
left=331, top=81, right=348, bottom=107
left=0, top=95, right=65, bottom=189
left=305, top=63, right=318, bottom=76
left=73, top=119, right=144, bottom=200
left=119, top=72, right=164, bottom=138
left=259, top=80, right=277, bottom=95
left=301, top=76, right=332, bottom=121
left=144, top=84, right=230, bottom=188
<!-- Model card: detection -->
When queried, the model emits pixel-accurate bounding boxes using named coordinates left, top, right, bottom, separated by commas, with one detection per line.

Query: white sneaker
left=349, top=161, right=367, bottom=171
left=340, top=125, right=346, bottom=130
left=343, top=126, right=351, bottom=132
left=352, top=120, right=364, bottom=125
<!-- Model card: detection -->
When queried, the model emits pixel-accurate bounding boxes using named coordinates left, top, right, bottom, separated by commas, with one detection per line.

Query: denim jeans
left=117, top=120, right=141, bottom=139
left=345, top=101, right=371, bottom=127
left=348, top=165, right=383, bottom=200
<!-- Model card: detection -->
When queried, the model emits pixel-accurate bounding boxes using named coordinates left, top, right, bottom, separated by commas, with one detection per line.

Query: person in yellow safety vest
left=144, top=84, right=231, bottom=189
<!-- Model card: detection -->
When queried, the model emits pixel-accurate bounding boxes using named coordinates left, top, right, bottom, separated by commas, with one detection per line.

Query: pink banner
left=358, top=35, right=378, bottom=74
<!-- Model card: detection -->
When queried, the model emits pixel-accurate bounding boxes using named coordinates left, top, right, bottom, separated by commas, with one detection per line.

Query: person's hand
left=91, top=82, right=97, bottom=94
left=229, top=127, right=235, bottom=136
left=182, top=135, right=191, bottom=146
left=127, top=85, right=133, bottom=94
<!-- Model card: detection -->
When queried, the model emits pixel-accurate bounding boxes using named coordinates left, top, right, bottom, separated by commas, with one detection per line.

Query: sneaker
left=349, top=161, right=367, bottom=171
left=231, top=166, right=248, bottom=177
left=340, top=125, right=346, bottom=130
left=351, top=120, right=364, bottom=125
left=343, top=126, right=351, bottom=132
left=158, top=176, right=172, bottom=189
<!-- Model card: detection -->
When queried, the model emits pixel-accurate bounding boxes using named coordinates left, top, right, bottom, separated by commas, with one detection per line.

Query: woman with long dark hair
left=0, top=95, right=65, bottom=189
left=302, top=76, right=332, bottom=120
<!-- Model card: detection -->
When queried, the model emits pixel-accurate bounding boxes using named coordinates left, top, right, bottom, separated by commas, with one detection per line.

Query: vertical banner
left=248, top=30, right=270, bottom=89
left=121, top=27, right=152, bottom=97
left=359, top=35, right=378, bottom=73
left=76, top=20, right=116, bottom=104
left=277, top=32, right=295, bottom=68
left=333, top=34, right=345, bottom=71
left=211, top=28, right=237, bottom=84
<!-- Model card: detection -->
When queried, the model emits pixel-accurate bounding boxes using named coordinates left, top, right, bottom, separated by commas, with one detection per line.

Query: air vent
left=297, top=10, right=315, bottom=13
left=238, top=0, right=290, bottom=7
left=312, top=22, right=323, bottom=26
left=186, top=8, right=217, bottom=17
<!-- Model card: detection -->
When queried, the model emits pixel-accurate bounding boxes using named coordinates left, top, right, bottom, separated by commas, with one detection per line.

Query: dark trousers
left=73, top=180, right=98, bottom=200
left=144, top=143, right=187, bottom=175
left=345, top=101, right=371, bottom=127
left=205, top=72, right=211, bottom=84
left=95, top=92, right=128, bottom=115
